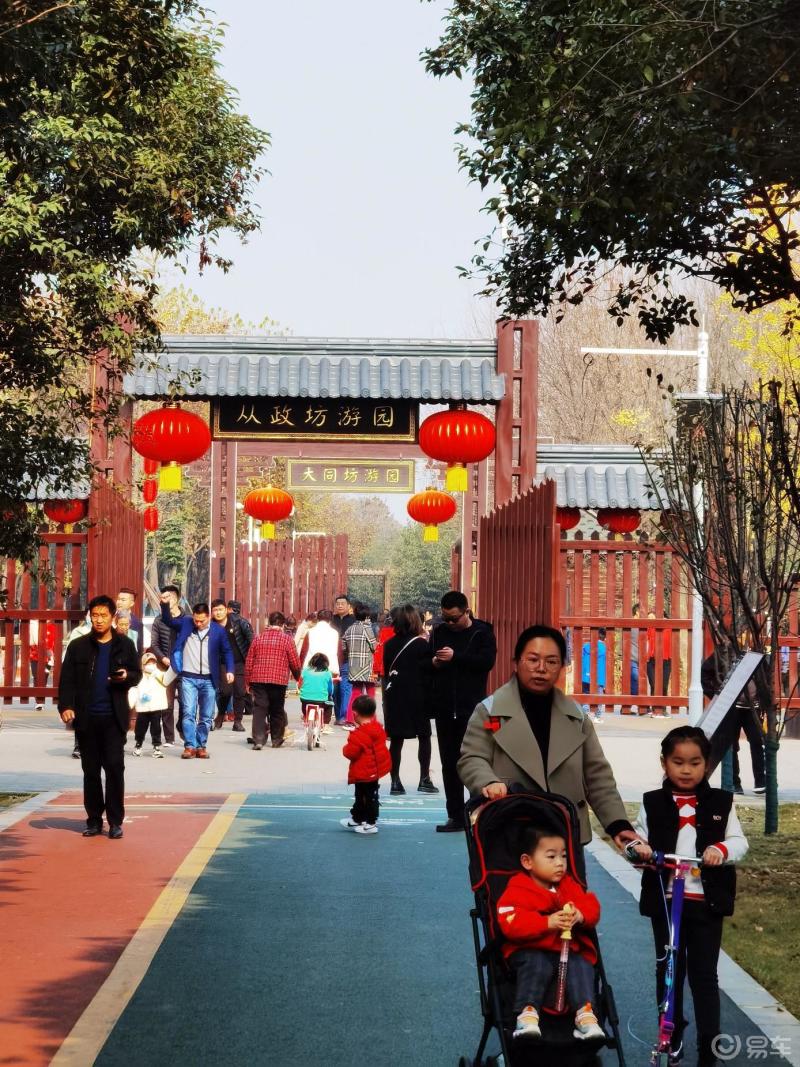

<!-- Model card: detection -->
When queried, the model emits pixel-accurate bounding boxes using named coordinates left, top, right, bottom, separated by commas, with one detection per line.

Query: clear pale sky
left=167, top=0, right=493, bottom=339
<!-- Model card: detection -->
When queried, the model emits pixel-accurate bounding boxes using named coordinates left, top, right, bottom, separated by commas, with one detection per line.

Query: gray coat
left=457, top=677, right=628, bottom=844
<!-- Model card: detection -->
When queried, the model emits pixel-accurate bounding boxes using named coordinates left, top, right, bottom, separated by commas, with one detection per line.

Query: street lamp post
left=580, top=331, right=709, bottom=724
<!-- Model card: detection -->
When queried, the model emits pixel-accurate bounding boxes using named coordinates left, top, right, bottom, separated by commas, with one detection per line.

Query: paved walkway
left=1, top=702, right=799, bottom=1065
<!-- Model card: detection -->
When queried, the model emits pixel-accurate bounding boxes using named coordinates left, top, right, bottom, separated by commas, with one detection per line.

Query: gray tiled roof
left=536, top=444, right=665, bottom=510
left=126, top=336, right=504, bottom=403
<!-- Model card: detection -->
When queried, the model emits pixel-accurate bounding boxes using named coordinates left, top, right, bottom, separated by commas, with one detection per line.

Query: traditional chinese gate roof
left=125, top=336, right=504, bottom=403
left=536, top=444, right=666, bottom=509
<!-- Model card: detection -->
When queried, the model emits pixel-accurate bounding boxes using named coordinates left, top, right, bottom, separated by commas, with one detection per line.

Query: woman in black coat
left=382, top=604, right=439, bottom=796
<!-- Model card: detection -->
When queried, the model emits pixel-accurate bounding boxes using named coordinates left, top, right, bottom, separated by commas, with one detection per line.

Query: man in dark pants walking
left=426, top=591, right=496, bottom=833
left=244, top=611, right=301, bottom=749
left=212, top=599, right=253, bottom=732
left=58, top=595, right=141, bottom=839
left=150, top=584, right=185, bottom=744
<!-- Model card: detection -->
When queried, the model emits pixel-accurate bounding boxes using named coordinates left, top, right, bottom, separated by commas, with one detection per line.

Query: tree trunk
left=764, top=736, right=780, bottom=834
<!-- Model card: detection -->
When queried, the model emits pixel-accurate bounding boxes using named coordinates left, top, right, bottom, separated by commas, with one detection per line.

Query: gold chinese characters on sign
left=213, top=398, right=416, bottom=442
left=286, top=460, right=414, bottom=494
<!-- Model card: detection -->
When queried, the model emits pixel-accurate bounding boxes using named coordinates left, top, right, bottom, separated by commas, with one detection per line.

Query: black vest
left=638, top=779, right=737, bottom=917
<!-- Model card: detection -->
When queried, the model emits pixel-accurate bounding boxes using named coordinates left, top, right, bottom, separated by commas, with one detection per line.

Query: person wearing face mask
left=131, top=652, right=168, bottom=758
left=426, top=590, right=497, bottom=833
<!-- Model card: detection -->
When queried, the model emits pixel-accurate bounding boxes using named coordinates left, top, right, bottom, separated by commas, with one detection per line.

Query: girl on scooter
left=629, top=726, right=748, bottom=1066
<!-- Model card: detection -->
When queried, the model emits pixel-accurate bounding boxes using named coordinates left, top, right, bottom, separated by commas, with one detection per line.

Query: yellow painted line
left=51, top=792, right=246, bottom=1066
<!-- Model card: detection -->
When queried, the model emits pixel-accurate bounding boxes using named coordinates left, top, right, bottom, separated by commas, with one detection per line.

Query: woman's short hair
left=353, top=602, right=370, bottom=621
left=513, top=625, right=567, bottom=663
left=393, top=604, right=423, bottom=638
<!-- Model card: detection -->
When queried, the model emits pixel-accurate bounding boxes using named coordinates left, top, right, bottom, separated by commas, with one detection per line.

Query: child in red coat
left=497, top=824, right=604, bottom=1042
left=340, top=695, right=392, bottom=835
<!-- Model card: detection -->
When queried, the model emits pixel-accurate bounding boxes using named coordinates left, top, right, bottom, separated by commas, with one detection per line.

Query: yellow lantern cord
left=260, top=521, right=276, bottom=540
left=445, top=464, right=468, bottom=493
left=159, top=462, right=182, bottom=492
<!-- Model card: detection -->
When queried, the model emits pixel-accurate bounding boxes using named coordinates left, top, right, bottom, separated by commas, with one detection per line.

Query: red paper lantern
left=407, top=489, right=457, bottom=542
left=143, top=458, right=159, bottom=477
left=43, top=499, right=88, bottom=527
left=132, top=406, right=211, bottom=491
left=597, top=507, right=641, bottom=534
left=142, top=479, right=158, bottom=504
left=418, top=408, right=496, bottom=492
left=243, top=486, right=294, bottom=540
left=143, top=506, right=159, bottom=532
left=556, top=506, right=581, bottom=532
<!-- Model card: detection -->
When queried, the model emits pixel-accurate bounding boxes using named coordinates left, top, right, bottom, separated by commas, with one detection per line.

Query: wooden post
left=494, top=320, right=539, bottom=507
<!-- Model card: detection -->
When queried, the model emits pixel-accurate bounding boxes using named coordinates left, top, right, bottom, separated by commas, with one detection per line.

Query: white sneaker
left=321, top=724, right=333, bottom=735
left=574, top=1004, right=604, bottom=1040
left=354, top=823, right=378, bottom=834
left=339, top=818, right=361, bottom=830
left=514, top=1005, right=541, bottom=1039
left=152, top=747, right=164, bottom=759
left=133, top=745, right=143, bottom=757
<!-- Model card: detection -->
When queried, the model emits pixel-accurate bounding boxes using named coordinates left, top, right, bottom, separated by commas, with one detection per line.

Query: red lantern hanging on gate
left=407, top=489, right=457, bottom=542
left=43, top=499, right=88, bottom=529
left=142, top=479, right=158, bottom=505
left=243, top=486, right=294, bottom=540
left=143, top=506, right=159, bottom=533
left=132, top=405, right=211, bottom=492
left=418, top=407, right=496, bottom=492
left=556, top=506, right=581, bottom=532
left=597, top=507, right=641, bottom=534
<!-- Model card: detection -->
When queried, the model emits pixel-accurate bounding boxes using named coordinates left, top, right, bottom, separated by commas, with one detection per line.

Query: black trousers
left=161, top=678, right=179, bottom=743
left=647, top=658, right=673, bottom=695
left=351, top=781, right=380, bottom=825
left=216, top=663, right=252, bottom=720
left=709, top=706, right=765, bottom=789
left=434, top=714, right=469, bottom=822
left=651, top=899, right=724, bottom=1047
left=134, top=711, right=162, bottom=747
left=76, top=715, right=125, bottom=829
left=251, top=683, right=288, bottom=745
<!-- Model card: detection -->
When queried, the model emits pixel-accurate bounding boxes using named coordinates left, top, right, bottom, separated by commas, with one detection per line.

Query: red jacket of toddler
left=342, top=719, right=392, bottom=784
left=496, top=871, right=601, bottom=964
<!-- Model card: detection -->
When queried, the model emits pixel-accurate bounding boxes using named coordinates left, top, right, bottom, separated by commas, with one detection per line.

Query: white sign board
left=697, top=651, right=764, bottom=739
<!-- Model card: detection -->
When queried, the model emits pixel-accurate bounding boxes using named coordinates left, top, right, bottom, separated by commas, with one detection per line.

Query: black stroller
left=459, top=789, right=627, bottom=1067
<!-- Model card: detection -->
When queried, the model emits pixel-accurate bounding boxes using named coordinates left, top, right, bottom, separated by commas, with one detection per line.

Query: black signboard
left=212, top=398, right=416, bottom=442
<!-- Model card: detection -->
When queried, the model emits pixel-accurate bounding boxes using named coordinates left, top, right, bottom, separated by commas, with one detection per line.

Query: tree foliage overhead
left=425, top=1, right=800, bottom=340
left=0, top=1, right=268, bottom=559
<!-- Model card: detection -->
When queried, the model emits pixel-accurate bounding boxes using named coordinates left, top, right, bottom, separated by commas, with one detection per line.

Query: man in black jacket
left=427, top=590, right=497, bottom=833
left=58, top=594, right=141, bottom=839
left=151, top=584, right=185, bottom=743
left=212, top=599, right=254, bottom=731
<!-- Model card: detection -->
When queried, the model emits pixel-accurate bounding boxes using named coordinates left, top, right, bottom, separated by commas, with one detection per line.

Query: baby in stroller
left=498, top=823, right=605, bottom=1042
left=461, top=790, right=624, bottom=1067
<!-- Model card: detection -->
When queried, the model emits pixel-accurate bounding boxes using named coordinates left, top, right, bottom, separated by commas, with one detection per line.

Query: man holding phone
left=58, top=594, right=141, bottom=839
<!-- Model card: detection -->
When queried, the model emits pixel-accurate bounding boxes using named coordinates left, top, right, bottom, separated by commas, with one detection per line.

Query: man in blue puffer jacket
left=160, top=594, right=234, bottom=760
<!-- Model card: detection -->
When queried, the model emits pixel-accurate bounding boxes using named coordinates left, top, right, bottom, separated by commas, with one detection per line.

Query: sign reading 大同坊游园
left=212, top=398, right=416, bottom=441
left=286, top=460, right=415, bottom=494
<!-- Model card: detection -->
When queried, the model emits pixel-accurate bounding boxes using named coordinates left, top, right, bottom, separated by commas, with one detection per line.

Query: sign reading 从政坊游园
left=212, top=398, right=416, bottom=441
left=286, top=460, right=415, bottom=493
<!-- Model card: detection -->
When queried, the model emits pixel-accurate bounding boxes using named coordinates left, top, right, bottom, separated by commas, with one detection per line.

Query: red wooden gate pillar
left=494, top=320, right=539, bottom=507
left=209, top=440, right=238, bottom=604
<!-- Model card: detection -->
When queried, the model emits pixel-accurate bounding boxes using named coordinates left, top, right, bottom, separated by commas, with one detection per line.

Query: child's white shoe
left=339, top=818, right=361, bottom=830
left=574, top=1003, right=604, bottom=1040
left=513, top=1005, right=541, bottom=1039
left=354, top=823, right=378, bottom=834
left=132, top=745, right=142, bottom=757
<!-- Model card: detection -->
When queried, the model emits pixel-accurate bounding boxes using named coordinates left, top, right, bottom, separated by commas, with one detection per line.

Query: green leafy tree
left=390, top=520, right=459, bottom=611
left=1, top=1, right=267, bottom=560
left=425, top=1, right=800, bottom=340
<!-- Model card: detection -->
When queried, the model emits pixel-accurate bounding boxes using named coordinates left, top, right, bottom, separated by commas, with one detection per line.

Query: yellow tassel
left=423, top=524, right=439, bottom=542
left=261, top=521, right=276, bottom=540
left=445, top=464, right=468, bottom=492
left=159, top=462, right=182, bottom=492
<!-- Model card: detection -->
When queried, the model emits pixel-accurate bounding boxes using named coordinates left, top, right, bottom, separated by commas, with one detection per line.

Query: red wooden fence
left=235, top=534, right=348, bottom=633
left=87, top=479, right=144, bottom=602
left=560, top=533, right=692, bottom=713
left=0, top=534, right=88, bottom=705
left=478, top=482, right=560, bottom=693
